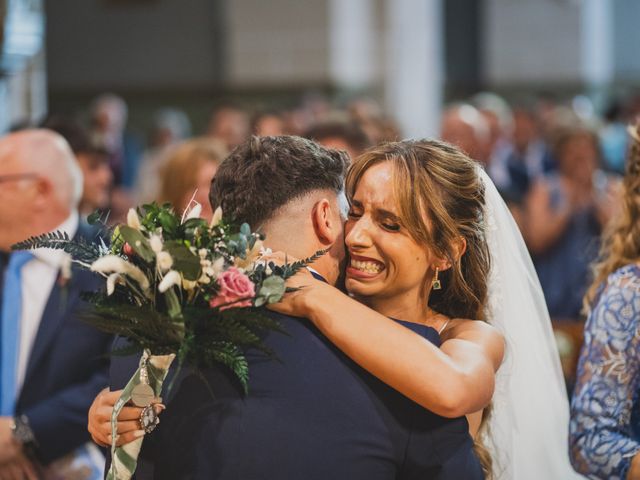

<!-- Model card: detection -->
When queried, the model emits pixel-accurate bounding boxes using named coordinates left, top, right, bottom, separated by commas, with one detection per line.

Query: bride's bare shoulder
left=441, top=318, right=505, bottom=367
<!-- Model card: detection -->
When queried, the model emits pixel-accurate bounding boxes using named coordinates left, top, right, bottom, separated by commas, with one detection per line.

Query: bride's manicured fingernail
left=133, top=430, right=146, bottom=438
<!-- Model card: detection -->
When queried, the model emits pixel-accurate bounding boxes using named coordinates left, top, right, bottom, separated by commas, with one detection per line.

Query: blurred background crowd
left=2, top=0, right=640, bottom=390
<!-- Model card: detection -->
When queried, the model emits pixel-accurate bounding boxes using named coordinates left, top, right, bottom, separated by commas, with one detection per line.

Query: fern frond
left=12, top=231, right=102, bottom=263
left=276, top=249, right=328, bottom=279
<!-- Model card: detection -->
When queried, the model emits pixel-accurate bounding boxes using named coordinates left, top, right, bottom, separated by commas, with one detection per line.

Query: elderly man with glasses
left=0, top=129, right=112, bottom=479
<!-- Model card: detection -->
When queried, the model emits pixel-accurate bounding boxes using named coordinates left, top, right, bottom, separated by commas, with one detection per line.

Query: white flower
left=235, top=239, right=264, bottom=269
left=127, top=208, right=142, bottom=230
left=91, top=255, right=150, bottom=291
left=198, top=248, right=208, bottom=260
left=60, top=253, right=72, bottom=282
left=158, top=270, right=182, bottom=293
left=149, top=234, right=163, bottom=253
left=211, top=256, right=225, bottom=275
left=106, top=273, right=124, bottom=296
left=210, top=206, right=223, bottom=228
left=156, top=251, right=173, bottom=272
left=183, top=202, right=202, bottom=222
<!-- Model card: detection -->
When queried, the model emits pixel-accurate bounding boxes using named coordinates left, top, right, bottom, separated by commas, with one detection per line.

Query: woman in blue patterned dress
left=569, top=122, right=640, bottom=479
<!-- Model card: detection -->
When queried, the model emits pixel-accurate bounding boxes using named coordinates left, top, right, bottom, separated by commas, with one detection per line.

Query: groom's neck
left=261, top=220, right=332, bottom=283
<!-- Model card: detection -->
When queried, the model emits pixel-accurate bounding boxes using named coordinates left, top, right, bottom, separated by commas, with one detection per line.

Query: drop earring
left=432, top=267, right=442, bottom=290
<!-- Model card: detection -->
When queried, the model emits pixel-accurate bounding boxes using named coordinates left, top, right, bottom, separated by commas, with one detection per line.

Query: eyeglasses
left=0, top=173, right=39, bottom=183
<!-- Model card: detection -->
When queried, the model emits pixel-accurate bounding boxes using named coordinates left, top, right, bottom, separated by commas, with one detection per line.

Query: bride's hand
left=260, top=251, right=323, bottom=318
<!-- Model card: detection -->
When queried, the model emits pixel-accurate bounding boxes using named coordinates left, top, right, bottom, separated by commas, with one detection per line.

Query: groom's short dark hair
left=209, top=135, right=348, bottom=228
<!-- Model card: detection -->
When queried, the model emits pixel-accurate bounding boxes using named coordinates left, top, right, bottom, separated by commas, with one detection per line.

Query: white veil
left=477, top=167, right=584, bottom=479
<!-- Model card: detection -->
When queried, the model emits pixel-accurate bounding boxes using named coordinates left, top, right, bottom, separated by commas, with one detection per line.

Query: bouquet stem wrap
left=107, top=350, right=175, bottom=480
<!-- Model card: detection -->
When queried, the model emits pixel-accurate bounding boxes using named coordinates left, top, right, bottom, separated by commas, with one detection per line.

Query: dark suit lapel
left=22, top=224, right=96, bottom=386
left=22, top=271, right=66, bottom=387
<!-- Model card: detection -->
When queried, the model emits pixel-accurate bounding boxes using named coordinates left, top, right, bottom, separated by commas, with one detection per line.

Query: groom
left=99, top=135, right=475, bottom=479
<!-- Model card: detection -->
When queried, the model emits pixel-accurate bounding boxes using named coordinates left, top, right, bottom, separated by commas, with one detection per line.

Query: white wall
left=226, top=0, right=330, bottom=87
left=483, top=0, right=583, bottom=85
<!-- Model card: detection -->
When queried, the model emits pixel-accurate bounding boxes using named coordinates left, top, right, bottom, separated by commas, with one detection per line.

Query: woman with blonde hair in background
left=569, top=122, right=640, bottom=479
left=156, top=137, right=227, bottom=220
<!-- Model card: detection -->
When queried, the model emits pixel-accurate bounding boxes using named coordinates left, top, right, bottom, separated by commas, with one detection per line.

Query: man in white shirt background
left=0, top=130, right=112, bottom=479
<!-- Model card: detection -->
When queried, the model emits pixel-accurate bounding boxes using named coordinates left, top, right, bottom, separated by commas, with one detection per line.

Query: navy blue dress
left=395, top=319, right=484, bottom=480
left=110, top=314, right=483, bottom=479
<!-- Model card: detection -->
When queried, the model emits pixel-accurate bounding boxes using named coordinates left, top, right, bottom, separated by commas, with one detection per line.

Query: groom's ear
left=311, top=198, right=340, bottom=247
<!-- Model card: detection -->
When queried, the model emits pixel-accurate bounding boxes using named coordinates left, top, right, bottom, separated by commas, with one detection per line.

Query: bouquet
left=13, top=203, right=320, bottom=480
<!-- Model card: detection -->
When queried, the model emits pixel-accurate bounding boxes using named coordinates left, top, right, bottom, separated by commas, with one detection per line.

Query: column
left=384, top=0, right=443, bottom=138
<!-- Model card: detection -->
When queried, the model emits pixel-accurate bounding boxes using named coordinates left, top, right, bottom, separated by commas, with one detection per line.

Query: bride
left=268, top=139, right=582, bottom=479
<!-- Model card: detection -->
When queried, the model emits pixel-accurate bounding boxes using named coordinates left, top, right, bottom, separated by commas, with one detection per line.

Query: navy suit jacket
left=10, top=225, right=113, bottom=464
left=110, top=311, right=475, bottom=479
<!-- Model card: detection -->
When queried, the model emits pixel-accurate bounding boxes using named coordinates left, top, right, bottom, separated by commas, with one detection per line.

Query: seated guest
left=42, top=116, right=114, bottom=221
left=525, top=126, right=619, bottom=320
left=304, top=117, right=372, bottom=160
left=250, top=110, right=286, bottom=137
left=440, top=103, right=489, bottom=164
left=0, top=130, right=112, bottom=478
left=569, top=123, right=640, bottom=479
left=155, top=137, right=227, bottom=221
left=207, top=102, right=249, bottom=151
left=135, top=108, right=192, bottom=204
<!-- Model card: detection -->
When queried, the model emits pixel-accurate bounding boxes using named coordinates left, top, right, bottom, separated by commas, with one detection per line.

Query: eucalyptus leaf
left=164, top=240, right=201, bottom=280
left=119, top=226, right=154, bottom=262
left=257, top=276, right=286, bottom=304
left=240, top=223, right=251, bottom=237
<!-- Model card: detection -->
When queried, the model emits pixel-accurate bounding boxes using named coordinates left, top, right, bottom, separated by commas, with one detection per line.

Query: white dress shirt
left=16, top=211, right=79, bottom=397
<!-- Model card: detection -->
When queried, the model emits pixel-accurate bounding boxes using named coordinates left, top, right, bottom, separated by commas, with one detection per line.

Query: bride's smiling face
left=345, top=161, right=432, bottom=303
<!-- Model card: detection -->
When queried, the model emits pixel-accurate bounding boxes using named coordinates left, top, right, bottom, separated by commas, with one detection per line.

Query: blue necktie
left=0, top=251, right=34, bottom=415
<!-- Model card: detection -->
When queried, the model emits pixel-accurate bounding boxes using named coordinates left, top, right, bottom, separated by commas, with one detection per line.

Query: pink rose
left=209, top=267, right=256, bottom=311
left=123, top=242, right=134, bottom=256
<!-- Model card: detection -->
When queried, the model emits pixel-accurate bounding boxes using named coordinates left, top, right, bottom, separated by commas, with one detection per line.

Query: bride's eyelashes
left=347, top=209, right=362, bottom=219
left=347, top=209, right=400, bottom=232
left=381, top=222, right=401, bottom=232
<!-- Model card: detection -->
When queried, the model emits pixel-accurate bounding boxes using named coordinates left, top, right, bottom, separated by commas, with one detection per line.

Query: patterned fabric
left=107, top=350, right=174, bottom=480
left=570, top=264, right=640, bottom=479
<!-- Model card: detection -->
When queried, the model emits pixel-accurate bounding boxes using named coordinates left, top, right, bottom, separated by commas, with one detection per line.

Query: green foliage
left=11, top=231, right=101, bottom=264
left=119, top=226, right=154, bottom=262
left=164, top=240, right=201, bottom=280
left=254, top=276, right=286, bottom=307
left=12, top=201, right=323, bottom=393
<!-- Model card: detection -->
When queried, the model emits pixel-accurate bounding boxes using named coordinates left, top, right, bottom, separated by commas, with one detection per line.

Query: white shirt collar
left=31, top=210, right=80, bottom=269
left=306, top=266, right=321, bottom=276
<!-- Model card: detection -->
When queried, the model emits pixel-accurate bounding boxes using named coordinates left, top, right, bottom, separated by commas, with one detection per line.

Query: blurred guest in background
left=251, top=110, right=286, bottom=137
left=0, top=130, right=112, bottom=479
left=157, top=137, right=227, bottom=221
left=89, top=93, right=142, bottom=225
left=89, top=93, right=141, bottom=190
left=135, top=108, right=192, bottom=204
left=42, top=116, right=114, bottom=222
left=440, top=103, right=489, bottom=163
left=304, top=117, right=371, bottom=160
left=599, top=98, right=630, bottom=175
left=525, top=126, right=620, bottom=320
left=207, top=102, right=249, bottom=151
left=569, top=122, right=640, bottom=479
